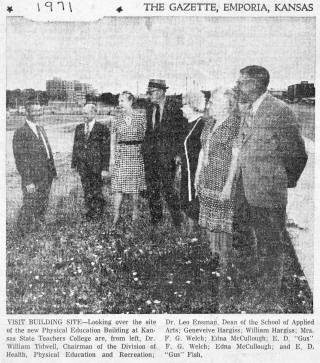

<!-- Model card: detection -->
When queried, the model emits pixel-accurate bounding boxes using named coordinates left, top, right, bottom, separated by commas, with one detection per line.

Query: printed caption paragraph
left=5, top=317, right=315, bottom=359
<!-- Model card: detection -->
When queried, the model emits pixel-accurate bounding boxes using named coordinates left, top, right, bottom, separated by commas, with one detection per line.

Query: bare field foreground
left=6, top=107, right=314, bottom=314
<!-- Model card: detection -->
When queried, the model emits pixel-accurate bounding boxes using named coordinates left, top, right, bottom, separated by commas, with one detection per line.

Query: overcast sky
left=6, top=16, right=315, bottom=94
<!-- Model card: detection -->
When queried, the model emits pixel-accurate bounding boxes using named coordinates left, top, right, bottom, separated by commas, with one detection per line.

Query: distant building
left=46, top=78, right=68, bottom=99
left=46, top=77, right=96, bottom=105
left=287, top=81, right=315, bottom=101
left=269, top=89, right=287, bottom=99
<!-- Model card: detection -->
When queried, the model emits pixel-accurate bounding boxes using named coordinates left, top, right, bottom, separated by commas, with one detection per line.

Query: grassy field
left=6, top=107, right=314, bottom=314
left=6, top=192, right=313, bottom=314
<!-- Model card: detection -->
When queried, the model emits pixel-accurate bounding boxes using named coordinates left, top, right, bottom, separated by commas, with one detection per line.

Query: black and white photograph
left=6, top=14, right=315, bottom=315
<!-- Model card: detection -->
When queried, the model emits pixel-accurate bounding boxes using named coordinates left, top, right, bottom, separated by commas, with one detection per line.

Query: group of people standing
left=13, top=65, right=308, bottom=302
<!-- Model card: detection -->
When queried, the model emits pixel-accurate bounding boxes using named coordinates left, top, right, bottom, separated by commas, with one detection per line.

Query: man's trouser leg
left=250, top=206, right=285, bottom=299
left=81, top=172, right=104, bottom=218
left=17, top=185, right=36, bottom=234
left=232, top=173, right=257, bottom=277
left=145, top=159, right=163, bottom=225
left=161, top=168, right=182, bottom=227
left=35, top=176, right=53, bottom=222
left=89, top=173, right=104, bottom=216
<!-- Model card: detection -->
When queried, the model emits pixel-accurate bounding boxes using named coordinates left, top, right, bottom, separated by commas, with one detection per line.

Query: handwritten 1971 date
left=37, top=1, right=72, bottom=12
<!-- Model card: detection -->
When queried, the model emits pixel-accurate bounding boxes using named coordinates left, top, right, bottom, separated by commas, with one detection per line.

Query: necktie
left=154, top=104, right=160, bottom=129
left=240, top=104, right=253, bottom=144
left=85, top=123, right=90, bottom=139
left=36, top=124, right=42, bottom=139
left=36, top=125, right=50, bottom=158
left=244, top=103, right=253, bottom=127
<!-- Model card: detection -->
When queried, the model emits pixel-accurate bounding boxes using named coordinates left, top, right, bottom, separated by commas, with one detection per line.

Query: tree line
left=6, top=89, right=125, bottom=109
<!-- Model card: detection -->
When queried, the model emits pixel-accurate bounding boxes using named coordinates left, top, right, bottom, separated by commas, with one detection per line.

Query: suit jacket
left=142, top=96, right=186, bottom=172
left=237, top=94, right=307, bottom=209
left=13, top=122, right=57, bottom=185
left=71, top=121, right=110, bottom=175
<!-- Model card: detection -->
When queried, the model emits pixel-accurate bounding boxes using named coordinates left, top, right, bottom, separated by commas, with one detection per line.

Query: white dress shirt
left=84, top=119, right=96, bottom=135
left=152, top=99, right=165, bottom=128
left=243, top=91, right=268, bottom=127
left=251, top=91, right=268, bottom=116
left=26, top=119, right=50, bottom=158
left=233, top=91, right=268, bottom=150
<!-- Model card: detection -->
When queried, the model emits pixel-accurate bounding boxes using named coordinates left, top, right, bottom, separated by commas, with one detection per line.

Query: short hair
left=24, top=100, right=36, bottom=112
left=120, top=91, right=135, bottom=103
left=182, top=91, right=206, bottom=113
left=83, top=103, right=97, bottom=112
left=240, top=65, right=270, bottom=91
left=210, top=87, right=238, bottom=114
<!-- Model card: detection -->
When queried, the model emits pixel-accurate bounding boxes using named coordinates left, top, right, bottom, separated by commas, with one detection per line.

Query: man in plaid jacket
left=233, top=65, right=307, bottom=302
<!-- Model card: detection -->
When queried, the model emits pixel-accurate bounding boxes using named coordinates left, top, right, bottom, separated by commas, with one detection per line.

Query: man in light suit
left=233, top=65, right=307, bottom=300
left=71, top=103, right=110, bottom=220
left=13, top=101, right=57, bottom=235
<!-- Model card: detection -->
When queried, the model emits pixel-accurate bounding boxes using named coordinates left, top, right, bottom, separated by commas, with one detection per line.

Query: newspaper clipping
left=1, top=0, right=319, bottom=362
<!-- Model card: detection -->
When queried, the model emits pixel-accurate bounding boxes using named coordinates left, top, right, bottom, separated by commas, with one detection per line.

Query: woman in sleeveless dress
left=110, top=91, right=146, bottom=225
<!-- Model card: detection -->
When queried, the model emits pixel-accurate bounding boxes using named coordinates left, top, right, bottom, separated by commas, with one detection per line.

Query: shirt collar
left=187, top=114, right=202, bottom=124
left=251, top=91, right=268, bottom=115
left=157, top=97, right=166, bottom=110
left=26, top=118, right=38, bottom=130
left=86, top=118, right=96, bottom=130
left=26, top=119, right=41, bottom=138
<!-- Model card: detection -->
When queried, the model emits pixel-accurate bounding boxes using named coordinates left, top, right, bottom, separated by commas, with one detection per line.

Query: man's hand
left=101, top=170, right=111, bottom=180
left=174, top=155, right=182, bottom=165
left=220, top=183, right=232, bottom=202
left=26, top=183, right=36, bottom=193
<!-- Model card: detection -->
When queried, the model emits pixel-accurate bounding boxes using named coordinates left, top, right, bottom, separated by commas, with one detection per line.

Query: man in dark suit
left=13, top=101, right=57, bottom=235
left=71, top=103, right=110, bottom=220
left=233, top=65, right=308, bottom=300
left=142, top=79, right=185, bottom=228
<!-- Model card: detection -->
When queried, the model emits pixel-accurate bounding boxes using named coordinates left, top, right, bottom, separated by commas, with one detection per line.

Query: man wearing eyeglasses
left=142, top=79, right=185, bottom=228
left=233, top=65, right=307, bottom=303
left=12, top=100, right=57, bottom=235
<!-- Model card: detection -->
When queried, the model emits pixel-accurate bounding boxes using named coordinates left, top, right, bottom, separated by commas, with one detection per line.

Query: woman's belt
left=118, top=140, right=142, bottom=145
